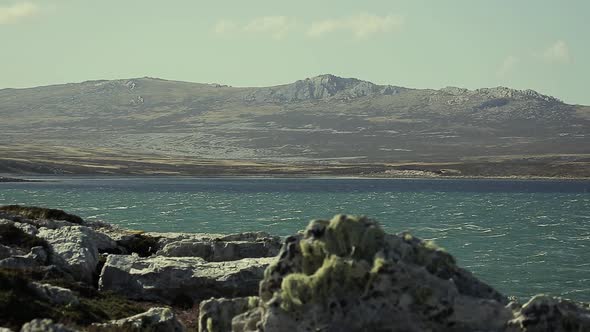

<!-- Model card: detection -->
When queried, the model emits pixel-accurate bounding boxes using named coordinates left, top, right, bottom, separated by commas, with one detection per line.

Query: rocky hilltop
left=246, top=74, right=406, bottom=102
left=1, top=74, right=588, bottom=177
left=1, top=205, right=589, bottom=331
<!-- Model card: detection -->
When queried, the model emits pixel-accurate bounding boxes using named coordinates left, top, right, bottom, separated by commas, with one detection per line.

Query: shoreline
left=2, top=173, right=589, bottom=182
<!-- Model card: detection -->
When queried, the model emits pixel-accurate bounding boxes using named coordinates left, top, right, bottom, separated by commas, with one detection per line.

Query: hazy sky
left=1, top=0, right=588, bottom=104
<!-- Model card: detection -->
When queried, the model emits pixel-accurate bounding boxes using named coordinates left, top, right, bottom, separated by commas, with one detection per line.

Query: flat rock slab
left=156, top=239, right=281, bottom=261
left=99, top=254, right=275, bottom=305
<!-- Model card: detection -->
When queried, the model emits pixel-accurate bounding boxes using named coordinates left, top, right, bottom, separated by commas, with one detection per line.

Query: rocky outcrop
left=246, top=74, right=404, bottom=102
left=91, top=307, right=185, bottom=332
left=199, top=297, right=259, bottom=332
left=19, top=319, right=77, bottom=332
left=99, top=254, right=275, bottom=305
left=507, top=295, right=590, bottom=332
left=230, top=215, right=590, bottom=332
left=37, top=226, right=117, bottom=283
left=155, top=231, right=281, bottom=261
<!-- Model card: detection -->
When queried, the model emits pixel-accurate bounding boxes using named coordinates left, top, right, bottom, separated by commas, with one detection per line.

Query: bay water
left=1, top=177, right=589, bottom=302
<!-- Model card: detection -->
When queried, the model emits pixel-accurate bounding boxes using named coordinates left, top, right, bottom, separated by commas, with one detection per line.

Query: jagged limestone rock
left=198, top=297, right=259, bottom=332
left=37, top=226, right=117, bottom=283
left=0, top=219, right=38, bottom=236
left=90, top=307, right=185, bottom=332
left=506, top=295, right=590, bottom=332
left=19, top=319, right=78, bottom=332
left=99, top=255, right=274, bottom=305
left=157, top=238, right=281, bottom=261
left=235, top=214, right=512, bottom=332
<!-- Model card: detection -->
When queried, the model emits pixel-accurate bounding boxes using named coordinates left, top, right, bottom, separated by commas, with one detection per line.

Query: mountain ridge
left=1, top=74, right=588, bottom=176
left=0, top=74, right=567, bottom=105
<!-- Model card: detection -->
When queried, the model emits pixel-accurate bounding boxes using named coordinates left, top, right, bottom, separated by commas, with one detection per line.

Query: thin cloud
left=308, top=13, right=404, bottom=38
left=0, top=2, right=39, bottom=24
left=213, top=19, right=237, bottom=34
left=243, top=16, right=294, bottom=40
left=541, top=40, right=570, bottom=64
left=213, top=16, right=295, bottom=40
left=497, top=55, right=519, bottom=77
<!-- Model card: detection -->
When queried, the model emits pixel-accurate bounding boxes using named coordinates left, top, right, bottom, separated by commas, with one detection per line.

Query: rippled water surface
left=1, top=177, right=589, bottom=302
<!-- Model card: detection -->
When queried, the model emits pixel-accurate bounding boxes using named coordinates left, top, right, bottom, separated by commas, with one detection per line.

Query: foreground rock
left=91, top=307, right=185, bottom=332
left=199, top=297, right=259, bottom=332
left=99, top=254, right=275, bottom=305
left=19, top=319, right=76, bottom=332
left=226, top=215, right=590, bottom=332
left=37, top=226, right=117, bottom=283
left=507, top=295, right=590, bottom=331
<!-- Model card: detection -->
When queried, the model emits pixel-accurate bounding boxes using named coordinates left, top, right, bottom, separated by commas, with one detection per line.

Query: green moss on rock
left=0, top=205, right=84, bottom=224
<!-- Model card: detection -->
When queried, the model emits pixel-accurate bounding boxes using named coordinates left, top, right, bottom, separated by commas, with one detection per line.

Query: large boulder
left=234, top=215, right=514, bottom=331
left=91, top=307, right=185, bottom=332
left=98, top=254, right=274, bottom=305
left=37, top=226, right=117, bottom=283
left=231, top=215, right=590, bottom=332
left=198, top=297, right=259, bottom=332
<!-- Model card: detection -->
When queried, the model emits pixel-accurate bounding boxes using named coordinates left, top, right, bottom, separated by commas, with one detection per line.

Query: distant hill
left=1, top=75, right=589, bottom=176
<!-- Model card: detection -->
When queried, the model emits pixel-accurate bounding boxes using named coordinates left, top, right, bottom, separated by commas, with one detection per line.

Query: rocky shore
left=0, top=177, right=35, bottom=183
left=0, top=205, right=589, bottom=331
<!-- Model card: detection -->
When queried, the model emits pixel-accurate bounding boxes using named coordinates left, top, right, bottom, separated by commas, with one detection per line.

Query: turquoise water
left=1, top=177, right=589, bottom=302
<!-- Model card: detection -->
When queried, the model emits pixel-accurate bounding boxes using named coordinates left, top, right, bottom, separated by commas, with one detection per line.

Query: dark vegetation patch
left=117, top=234, right=161, bottom=257
left=0, top=268, right=145, bottom=330
left=0, top=205, right=84, bottom=224
left=0, top=223, right=49, bottom=252
left=476, top=98, right=510, bottom=110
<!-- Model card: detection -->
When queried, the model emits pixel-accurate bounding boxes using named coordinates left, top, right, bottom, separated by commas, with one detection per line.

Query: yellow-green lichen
left=280, top=255, right=371, bottom=311
left=413, top=239, right=456, bottom=274
left=247, top=296, right=259, bottom=309
left=276, top=216, right=391, bottom=312
left=370, top=256, right=390, bottom=274
left=321, top=215, right=385, bottom=262
left=402, top=233, right=414, bottom=242
left=206, top=317, right=215, bottom=332
left=299, top=239, right=327, bottom=275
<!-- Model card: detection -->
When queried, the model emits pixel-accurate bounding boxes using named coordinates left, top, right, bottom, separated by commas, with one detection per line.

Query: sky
left=1, top=0, right=589, bottom=105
